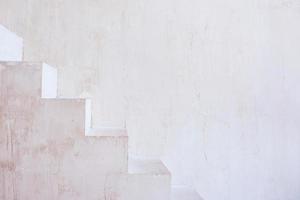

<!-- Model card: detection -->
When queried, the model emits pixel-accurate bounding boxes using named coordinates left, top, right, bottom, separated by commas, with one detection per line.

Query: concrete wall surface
left=1, top=0, right=300, bottom=199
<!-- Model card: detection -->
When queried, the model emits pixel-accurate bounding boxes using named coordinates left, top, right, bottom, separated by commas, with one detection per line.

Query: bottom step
left=105, top=158, right=171, bottom=200
left=171, top=186, right=203, bottom=200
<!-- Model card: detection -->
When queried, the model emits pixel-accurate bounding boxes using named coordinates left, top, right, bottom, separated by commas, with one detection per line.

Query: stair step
left=128, top=157, right=170, bottom=175
left=0, top=25, right=23, bottom=61
left=171, top=186, right=203, bottom=200
left=0, top=61, right=57, bottom=98
left=105, top=158, right=171, bottom=200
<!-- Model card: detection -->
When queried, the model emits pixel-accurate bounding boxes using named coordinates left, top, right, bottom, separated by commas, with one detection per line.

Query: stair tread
left=128, top=157, right=170, bottom=175
left=171, top=186, right=203, bottom=200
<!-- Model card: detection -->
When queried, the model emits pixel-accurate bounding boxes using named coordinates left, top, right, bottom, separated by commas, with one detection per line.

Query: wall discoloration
left=0, top=62, right=128, bottom=200
left=0, top=161, right=16, bottom=171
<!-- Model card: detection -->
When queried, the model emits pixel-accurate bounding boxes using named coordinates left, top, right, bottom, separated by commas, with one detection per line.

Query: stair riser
left=0, top=62, right=57, bottom=99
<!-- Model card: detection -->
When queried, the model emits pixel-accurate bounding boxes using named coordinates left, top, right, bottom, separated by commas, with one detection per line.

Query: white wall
left=1, top=0, right=300, bottom=199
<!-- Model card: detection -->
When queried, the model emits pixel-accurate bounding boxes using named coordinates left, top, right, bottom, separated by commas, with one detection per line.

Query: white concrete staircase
left=0, top=24, right=201, bottom=199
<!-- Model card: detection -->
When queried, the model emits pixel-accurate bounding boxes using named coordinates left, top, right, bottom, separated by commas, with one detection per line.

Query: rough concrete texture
left=0, top=62, right=128, bottom=199
left=0, top=25, right=22, bottom=61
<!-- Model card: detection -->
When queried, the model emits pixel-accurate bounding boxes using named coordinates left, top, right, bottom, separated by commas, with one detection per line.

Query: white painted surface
left=42, top=63, right=57, bottom=98
left=1, top=1, right=300, bottom=199
left=85, top=98, right=92, bottom=132
left=0, top=25, right=22, bottom=61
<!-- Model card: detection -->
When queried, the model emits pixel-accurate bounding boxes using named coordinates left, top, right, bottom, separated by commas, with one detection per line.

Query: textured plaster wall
left=1, top=0, right=300, bottom=199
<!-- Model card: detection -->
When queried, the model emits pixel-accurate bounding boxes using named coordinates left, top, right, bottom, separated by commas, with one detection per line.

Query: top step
left=0, top=25, right=23, bottom=61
